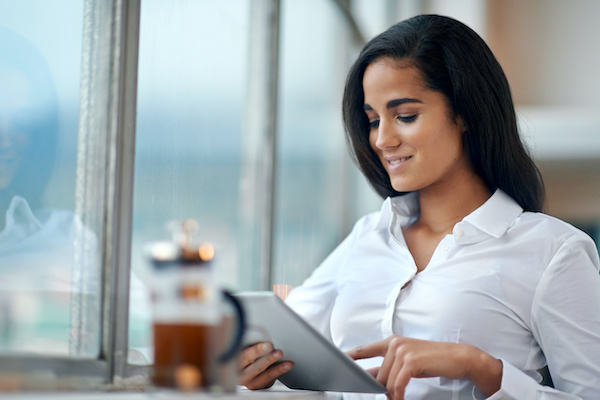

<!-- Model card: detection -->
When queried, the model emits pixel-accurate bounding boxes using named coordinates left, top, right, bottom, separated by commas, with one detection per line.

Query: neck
left=0, top=197, right=8, bottom=232
left=0, top=189, right=16, bottom=231
left=416, top=173, right=491, bottom=235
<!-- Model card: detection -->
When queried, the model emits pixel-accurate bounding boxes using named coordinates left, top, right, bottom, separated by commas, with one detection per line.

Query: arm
left=286, top=217, right=365, bottom=336
left=528, top=235, right=600, bottom=398
left=240, top=216, right=366, bottom=389
left=493, top=234, right=600, bottom=400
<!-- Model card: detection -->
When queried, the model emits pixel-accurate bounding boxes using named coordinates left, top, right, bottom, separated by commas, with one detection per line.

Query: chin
left=389, top=181, right=419, bottom=194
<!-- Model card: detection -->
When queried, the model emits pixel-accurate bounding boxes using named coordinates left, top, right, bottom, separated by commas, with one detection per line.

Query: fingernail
left=273, top=350, right=282, bottom=360
left=262, top=342, right=273, bottom=352
left=283, top=363, right=292, bottom=371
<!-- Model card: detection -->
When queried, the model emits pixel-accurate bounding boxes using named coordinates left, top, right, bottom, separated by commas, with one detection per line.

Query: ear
left=454, top=114, right=466, bottom=133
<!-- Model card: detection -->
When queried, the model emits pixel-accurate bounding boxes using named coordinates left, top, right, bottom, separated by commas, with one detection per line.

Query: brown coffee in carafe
left=152, top=322, right=215, bottom=388
left=146, top=220, right=245, bottom=392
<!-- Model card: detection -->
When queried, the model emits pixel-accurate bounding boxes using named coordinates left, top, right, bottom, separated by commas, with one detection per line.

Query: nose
left=0, top=120, right=10, bottom=148
left=373, top=118, right=401, bottom=150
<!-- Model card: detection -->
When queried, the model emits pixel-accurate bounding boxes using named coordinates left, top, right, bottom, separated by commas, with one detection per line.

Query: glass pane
left=273, top=0, right=380, bottom=293
left=0, top=1, right=100, bottom=357
left=129, top=0, right=249, bottom=363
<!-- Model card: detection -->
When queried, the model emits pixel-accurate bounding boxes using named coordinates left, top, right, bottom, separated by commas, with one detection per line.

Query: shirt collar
left=460, top=189, right=523, bottom=241
left=1, top=196, right=43, bottom=240
left=373, top=189, right=523, bottom=244
left=375, top=192, right=420, bottom=232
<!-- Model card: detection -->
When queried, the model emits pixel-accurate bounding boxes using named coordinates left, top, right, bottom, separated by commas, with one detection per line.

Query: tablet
left=235, top=292, right=387, bottom=393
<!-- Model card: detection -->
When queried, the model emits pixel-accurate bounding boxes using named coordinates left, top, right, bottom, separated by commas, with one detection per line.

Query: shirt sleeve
left=485, top=234, right=600, bottom=400
left=285, top=217, right=365, bottom=340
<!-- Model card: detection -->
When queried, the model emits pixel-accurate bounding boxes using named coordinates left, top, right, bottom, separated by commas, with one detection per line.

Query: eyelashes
left=367, top=115, right=418, bottom=130
left=397, top=115, right=417, bottom=123
left=368, top=120, right=379, bottom=130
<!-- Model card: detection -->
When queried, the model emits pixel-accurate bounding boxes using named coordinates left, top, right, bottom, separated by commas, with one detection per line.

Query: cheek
left=368, top=131, right=381, bottom=156
left=13, top=133, right=31, bottom=154
left=368, top=130, right=376, bottom=149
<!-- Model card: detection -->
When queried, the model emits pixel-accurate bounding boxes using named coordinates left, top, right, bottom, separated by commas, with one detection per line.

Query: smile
left=388, top=156, right=412, bottom=166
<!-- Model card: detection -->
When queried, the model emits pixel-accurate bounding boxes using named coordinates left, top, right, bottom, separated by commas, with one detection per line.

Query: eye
left=368, top=120, right=380, bottom=130
left=397, top=115, right=417, bottom=123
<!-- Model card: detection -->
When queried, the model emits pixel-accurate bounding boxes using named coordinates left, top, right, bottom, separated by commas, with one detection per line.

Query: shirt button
left=455, top=228, right=464, bottom=237
left=441, top=244, right=449, bottom=251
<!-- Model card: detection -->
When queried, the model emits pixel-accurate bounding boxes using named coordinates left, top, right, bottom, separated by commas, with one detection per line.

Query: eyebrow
left=363, top=98, right=423, bottom=111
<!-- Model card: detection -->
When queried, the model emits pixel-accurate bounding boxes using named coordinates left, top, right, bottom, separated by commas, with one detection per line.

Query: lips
left=0, top=154, right=17, bottom=168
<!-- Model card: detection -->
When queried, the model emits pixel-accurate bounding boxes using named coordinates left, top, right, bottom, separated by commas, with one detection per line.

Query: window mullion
left=76, top=0, right=143, bottom=387
left=101, top=0, right=145, bottom=386
left=241, top=0, right=281, bottom=291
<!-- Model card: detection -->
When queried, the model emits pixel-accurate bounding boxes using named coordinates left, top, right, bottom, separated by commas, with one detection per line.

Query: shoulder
left=352, top=210, right=382, bottom=233
left=34, top=208, right=78, bottom=230
left=511, top=211, right=599, bottom=269
left=514, top=211, right=593, bottom=243
left=33, top=208, right=98, bottom=246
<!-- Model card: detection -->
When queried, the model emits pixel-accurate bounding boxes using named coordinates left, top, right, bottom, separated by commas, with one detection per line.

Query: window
left=0, top=0, right=418, bottom=386
left=129, top=0, right=250, bottom=362
left=0, top=0, right=377, bottom=385
left=0, top=0, right=142, bottom=385
left=0, top=0, right=99, bottom=358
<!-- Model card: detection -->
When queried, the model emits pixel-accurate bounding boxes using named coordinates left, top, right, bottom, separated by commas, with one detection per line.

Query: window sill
left=0, top=388, right=324, bottom=400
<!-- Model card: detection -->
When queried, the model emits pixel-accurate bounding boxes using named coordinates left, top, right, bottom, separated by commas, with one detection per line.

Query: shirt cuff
left=475, top=359, right=539, bottom=400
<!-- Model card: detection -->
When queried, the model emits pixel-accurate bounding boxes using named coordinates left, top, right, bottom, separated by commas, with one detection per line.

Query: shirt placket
left=381, top=234, right=455, bottom=339
left=381, top=231, right=416, bottom=338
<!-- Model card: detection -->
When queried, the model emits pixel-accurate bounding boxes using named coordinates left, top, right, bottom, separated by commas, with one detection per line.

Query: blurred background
left=0, top=0, right=598, bottom=360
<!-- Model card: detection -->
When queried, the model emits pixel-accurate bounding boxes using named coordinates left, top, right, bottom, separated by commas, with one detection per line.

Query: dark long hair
left=342, top=14, right=545, bottom=212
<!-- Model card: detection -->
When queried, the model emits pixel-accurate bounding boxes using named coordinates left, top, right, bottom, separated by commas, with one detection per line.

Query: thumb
left=365, top=366, right=381, bottom=379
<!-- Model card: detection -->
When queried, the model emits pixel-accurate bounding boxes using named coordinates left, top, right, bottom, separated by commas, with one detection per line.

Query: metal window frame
left=241, top=0, right=281, bottom=291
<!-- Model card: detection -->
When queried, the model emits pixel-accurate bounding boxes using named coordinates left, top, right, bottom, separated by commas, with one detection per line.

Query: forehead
left=362, top=58, right=427, bottom=103
left=0, top=68, right=31, bottom=111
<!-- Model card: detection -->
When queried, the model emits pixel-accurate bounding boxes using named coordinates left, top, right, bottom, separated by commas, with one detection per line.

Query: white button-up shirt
left=286, top=190, right=600, bottom=400
left=0, top=196, right=100, bottom=354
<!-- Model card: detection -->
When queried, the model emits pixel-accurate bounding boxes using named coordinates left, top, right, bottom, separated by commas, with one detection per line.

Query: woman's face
left=0, top=68, right=31, bottom=190
left=363, top=58, right=471, bottom=195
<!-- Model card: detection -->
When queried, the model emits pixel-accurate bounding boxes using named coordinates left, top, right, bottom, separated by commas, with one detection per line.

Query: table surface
left=0, top=386, right=325, bottom=400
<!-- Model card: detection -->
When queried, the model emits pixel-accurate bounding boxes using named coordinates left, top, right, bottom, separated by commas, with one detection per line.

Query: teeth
left=389, top=157, right=410, bottom=165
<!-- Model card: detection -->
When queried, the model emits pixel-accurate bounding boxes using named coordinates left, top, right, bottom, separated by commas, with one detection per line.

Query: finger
left=376, top=337, right=403, bottom=385
left=238, top=342, right=273, bottom=370
left=347, top=338, right=392, bottom=360
left=365, top=366, right=380, bottom=379
left=376, top=347, right=394, bottom=387
left=239, top=349, right=283, bottom=386
left=377, top=337, right=409, bottom=394
left=385, top=348, right=404, bottom=399
left=244, top=361, right=293, bottom=390
left=389, top=367, right=411, bottom=400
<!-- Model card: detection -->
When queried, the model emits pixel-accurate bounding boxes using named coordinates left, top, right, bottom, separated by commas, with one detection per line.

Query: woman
left=239, top=15, right=600, bottom=399
left=0, top=27, right=101, bottom=356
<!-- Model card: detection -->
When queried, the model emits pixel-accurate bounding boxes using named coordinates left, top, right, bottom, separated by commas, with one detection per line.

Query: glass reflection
left=0, top=26, right=98, bottom=357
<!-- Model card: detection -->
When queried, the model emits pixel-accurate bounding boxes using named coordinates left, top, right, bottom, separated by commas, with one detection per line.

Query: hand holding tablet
left=235, top=292, right=387, bottom=393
